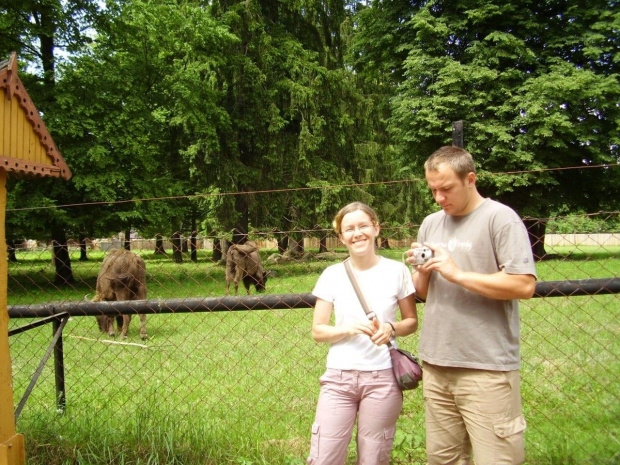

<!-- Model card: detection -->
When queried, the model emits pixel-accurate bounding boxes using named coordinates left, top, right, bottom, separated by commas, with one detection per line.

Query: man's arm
left=411, top=268, right=430, bottom=300
left=418, top=243, right=536, bottom=300
left=448, top=270, right=536, bottom=300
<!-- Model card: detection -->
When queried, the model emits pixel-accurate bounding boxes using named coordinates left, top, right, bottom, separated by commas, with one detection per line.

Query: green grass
left=6, top=245, right=620, bottom=464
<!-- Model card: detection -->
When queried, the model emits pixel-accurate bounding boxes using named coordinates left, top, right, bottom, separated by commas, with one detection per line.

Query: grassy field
left=6, top=245, right=620, bottom=464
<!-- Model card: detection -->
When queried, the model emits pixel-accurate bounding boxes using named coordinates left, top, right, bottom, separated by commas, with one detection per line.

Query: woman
left=307, top=202, right=418, bottom=465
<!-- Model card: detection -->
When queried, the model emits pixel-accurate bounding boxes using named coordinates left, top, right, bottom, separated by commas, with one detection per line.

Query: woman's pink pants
left=307, top=368, right=403, bottom=465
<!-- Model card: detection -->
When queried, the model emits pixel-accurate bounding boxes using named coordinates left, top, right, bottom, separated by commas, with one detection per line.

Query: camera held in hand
left=411, top=246, right=434, bottom=266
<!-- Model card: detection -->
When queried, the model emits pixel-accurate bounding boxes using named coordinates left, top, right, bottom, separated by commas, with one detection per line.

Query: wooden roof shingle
left=0, top=52, right=71, bottom=180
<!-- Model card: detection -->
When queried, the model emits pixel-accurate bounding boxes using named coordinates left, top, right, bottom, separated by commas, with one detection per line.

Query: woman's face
left=338, top=209, right=380, bottom=256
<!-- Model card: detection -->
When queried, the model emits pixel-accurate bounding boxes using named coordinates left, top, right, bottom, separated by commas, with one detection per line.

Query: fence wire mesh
left=6, top=212, right=620, bottom=464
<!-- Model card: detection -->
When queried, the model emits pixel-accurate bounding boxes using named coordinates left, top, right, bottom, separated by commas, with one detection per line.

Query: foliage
left=2, top=0, right=619, bottom=249
left=346, top=0, right=435, bottom=226
left=3, top=0, right=380, bottom=244
left=48, top=0, right=239, bottom=237
left=546, top=212, right=620, bottom=234
left=2, top=0, right=106, bottom=243
left=388, top=0, right=620, bottom=217
left=201, top=0, right=372, bottom=238
left=0, top=0, right=103, bottom=85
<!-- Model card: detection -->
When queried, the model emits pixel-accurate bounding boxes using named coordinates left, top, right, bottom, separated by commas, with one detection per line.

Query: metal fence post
left=52, top=315, right=66, bottom=413
left=452, top=120, right=464, bottom=148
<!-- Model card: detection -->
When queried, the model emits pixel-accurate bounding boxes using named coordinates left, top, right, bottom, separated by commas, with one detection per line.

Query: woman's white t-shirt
left=312, top=257, right=415, bottom=371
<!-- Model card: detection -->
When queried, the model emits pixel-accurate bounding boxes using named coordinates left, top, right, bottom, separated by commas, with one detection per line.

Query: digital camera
left=411, top=246, right=433, bottom=266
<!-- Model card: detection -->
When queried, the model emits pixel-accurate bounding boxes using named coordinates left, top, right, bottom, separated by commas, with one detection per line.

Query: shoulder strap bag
left=343, top=258, right=422, bottom=390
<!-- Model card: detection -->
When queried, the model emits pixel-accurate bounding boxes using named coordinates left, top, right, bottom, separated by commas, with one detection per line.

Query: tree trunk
left=523, top=218, right=548, bottom=261
left=190, top=231, right=197, bottom=262
left=289, top=232, right=304, bottom=255
left=154, top=234, right=166, bottom=255
left=218, top=239, right=230, bottom=263
left=52, top=228, right=75, bottom=285
left=232, top=195, right=249, bottom=245
left=123, top=230, right=131, bottom=251
left=79, top=235, right=88, bottom=261
left=319, top=235, right=328, bottom=253
left=213, top=238, right=223, bottom=262
left=279, top=206, right=297, bottom=254
left=172, top=232, right=183, bottom=263
left=313, top=225, right=328, bottom=253
left=289, top=205, right=303, bottom=255
left=277, top=230, right=289, bottom=254
left=182, top=236, right=189, bottom=253
left=380, top=237, right=390, bottom=249
left=190, top=216, right=198, bottom=262
left=7, top=240, right=18, bottom=263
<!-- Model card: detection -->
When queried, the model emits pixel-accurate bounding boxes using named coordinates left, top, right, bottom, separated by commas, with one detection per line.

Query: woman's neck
left=349, top=254, right=380, bottom=271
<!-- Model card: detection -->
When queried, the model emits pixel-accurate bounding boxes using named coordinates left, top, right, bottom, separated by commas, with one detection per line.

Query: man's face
left=425, top=163, right=476, bottom=217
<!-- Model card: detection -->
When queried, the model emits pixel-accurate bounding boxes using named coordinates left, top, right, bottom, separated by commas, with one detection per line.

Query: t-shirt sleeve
left=417, top=218, right=428, bottom=244
left=312, top=265, right=337, bottom=302
left=494, top=216, right=538, bottom=278
left=397, top=262, right=416, bottom=298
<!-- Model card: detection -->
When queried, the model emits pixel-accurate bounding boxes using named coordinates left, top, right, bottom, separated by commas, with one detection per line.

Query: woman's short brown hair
left=332, top=202, right=379, bottom=235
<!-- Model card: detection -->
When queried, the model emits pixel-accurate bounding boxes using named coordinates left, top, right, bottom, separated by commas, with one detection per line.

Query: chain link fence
left=6, top=211, right=620, bottom=464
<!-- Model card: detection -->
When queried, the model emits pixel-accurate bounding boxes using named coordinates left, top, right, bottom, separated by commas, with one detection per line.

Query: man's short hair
left=425, top=146, right=475, bottom=180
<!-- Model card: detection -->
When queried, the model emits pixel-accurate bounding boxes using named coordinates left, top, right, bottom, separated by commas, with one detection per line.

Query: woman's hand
left=346, top=318, right=379, bottom=338
left=370, top=320, right=393, bottom=346
left=313, top=299, right=382, bottom=343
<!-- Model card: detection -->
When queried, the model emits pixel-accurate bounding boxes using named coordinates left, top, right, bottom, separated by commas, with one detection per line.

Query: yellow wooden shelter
left=0, top=52, right=72, bottom=464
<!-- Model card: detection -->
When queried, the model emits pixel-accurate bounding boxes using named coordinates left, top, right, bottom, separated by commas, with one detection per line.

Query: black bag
left=389, top=347, right=422, bottom=390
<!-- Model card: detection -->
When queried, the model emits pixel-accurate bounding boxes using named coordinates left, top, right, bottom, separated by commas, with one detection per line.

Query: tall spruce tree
left=388, top=0, right=619, bottom=256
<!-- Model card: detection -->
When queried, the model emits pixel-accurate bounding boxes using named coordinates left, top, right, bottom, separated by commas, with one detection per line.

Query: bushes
left=546, top=213, right=619, bottom=234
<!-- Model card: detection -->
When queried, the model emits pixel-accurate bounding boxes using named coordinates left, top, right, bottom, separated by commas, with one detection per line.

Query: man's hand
left=418, top=243, right=462, bottom=284
left=406, top=242, right=435, bottom=300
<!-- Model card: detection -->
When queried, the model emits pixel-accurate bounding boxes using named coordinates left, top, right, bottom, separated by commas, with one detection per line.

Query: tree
left=2, top=0, right=105, bottom=282
left=48, top=0, right=239, bottom=248
left=345, top=0, right=435, bottom=231
left=0, top=0, right=102, bottom=87
left=388, top=0, right=619, bottom=257
left=190, top=0, right=374, bottom=248
left=6, top=0, right=391, bottom=261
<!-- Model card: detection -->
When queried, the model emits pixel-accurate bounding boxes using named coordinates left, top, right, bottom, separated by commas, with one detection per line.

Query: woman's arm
left=311, top=297, right=377, bottom=344
left=371, top=294, right=418, bottom=345
left=394, top=294, right=418, bottom=336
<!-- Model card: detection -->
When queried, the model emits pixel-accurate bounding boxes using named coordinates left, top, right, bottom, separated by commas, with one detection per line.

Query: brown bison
left=225, top=241, right=269, bottom=295
left=93, top=249, right=148, bottom=339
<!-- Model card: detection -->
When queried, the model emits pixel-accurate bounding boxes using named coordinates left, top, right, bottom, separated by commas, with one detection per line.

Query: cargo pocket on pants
left=493, top=415, right=526, bottom=464
left=307, top=422, right=320, bottom=464
left=379, top=426, right=396, bottom=463
left=494, top=415, right=526, bottom=438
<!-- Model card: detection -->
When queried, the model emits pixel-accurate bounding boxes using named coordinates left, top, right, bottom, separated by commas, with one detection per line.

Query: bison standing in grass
left=225, top=241, right=269, bottom=295
left=93, top=249, right=148, bottom=339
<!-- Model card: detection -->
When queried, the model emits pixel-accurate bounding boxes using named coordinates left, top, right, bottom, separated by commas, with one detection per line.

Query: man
left=407, top=146, right=537, bottom=465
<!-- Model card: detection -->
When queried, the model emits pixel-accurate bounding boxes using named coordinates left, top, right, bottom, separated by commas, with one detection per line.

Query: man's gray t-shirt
left=418, top=199, right=537, bottom=371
